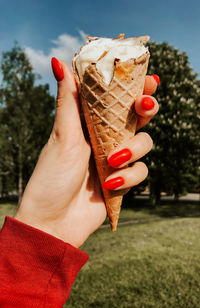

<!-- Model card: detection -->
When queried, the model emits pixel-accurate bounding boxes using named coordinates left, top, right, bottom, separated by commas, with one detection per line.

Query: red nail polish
left=51, top=57, right=64, bottom=82
left=141, top=97, right=155, bottom=111
left=152, top=74, right=160, bottom=85
left=103, top=177, right=124, bottom=190
left=108, top=149, right=132, bottom=168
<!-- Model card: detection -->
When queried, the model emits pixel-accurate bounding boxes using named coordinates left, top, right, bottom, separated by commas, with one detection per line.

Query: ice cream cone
left=72, top=35, right=150, bottom=231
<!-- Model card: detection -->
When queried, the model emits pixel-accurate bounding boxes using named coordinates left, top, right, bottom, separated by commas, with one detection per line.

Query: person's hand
left=14, top=58, right=159, bottom=248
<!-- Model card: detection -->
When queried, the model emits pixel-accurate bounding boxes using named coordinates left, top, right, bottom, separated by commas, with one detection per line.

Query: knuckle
left=143, top=164, right=149, bottom=178
left=137, top=132, right=153, bottom=150
left=56, top=86, right=67, bottom=109
left=142, top=132, right=153, bottom=149
left=48, top=130, right=59, bottom=145
left=48, top=124, right=66, bottom=145
left=56, top=96, right=63, bottom=109
left=138, top=161, right=148, bottom=177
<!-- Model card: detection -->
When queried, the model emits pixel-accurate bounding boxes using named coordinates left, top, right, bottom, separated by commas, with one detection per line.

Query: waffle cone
left=72, top=36, right=150, bottom=231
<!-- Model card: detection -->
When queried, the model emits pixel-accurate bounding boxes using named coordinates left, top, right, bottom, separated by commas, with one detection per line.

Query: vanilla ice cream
left=74, top=36, right=149, bottom=84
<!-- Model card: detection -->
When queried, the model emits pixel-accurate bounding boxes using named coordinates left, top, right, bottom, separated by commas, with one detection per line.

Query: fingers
left=143, top=75, right=160, bottom=95
left=103, top=132, right=152, bottom=190
left=132, top=74, right=160, bottom=131
left=107, top=132, right=153, bottom=168
left=135, top=95, right=159, bottom=130
left=51, top=58, right=83, bottom=141
left=103, top=162, right=148, bottom=190
left=103, top=75, right=159, bottom=191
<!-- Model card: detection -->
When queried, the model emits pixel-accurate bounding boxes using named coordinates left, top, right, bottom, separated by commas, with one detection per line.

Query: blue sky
left=0, top=0, right=199, bottom=96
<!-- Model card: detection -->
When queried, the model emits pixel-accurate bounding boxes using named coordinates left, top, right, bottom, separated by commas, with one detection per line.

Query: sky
left=0, top=0, right=200, bottom=97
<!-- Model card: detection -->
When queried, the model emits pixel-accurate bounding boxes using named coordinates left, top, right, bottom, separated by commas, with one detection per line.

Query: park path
left=101, top=193, right=200, bottom=229
left=135, top=193, right=200, bottom=201
left=100, top=217, right=163, bottom=229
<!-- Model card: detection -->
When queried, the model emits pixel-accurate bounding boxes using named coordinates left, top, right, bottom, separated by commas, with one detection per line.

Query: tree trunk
left=174, top=193, right=179, bottom=201
left=18, top=145, right=23, bottom=204
left=150, top=193, right=157, bottom=207
left=1, top=173, right=7, bottom=198
left=150, top=180, right=161, bottom=206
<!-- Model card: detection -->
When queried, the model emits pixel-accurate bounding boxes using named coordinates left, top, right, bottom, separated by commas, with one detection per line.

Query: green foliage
left=140, top=42, right=200, bottom=201
left=0, top=43, right=55, bottom=196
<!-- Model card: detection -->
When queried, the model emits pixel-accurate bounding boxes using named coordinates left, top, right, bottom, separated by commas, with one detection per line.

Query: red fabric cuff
left=0, top=216, right=89, bottom=307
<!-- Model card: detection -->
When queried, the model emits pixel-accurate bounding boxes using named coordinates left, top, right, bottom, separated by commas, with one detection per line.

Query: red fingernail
left=152, top=74, right=160, bottom=85
left=103, top=177, right=124, bottom=190
left=51, top=57, right=64, bottom=82
left=141, top=97, right=155, bottom=111
left=108, top=149, right=132, bottom=168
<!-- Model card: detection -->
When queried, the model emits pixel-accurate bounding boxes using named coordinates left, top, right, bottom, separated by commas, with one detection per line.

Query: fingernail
left=108, top=149, right=132, bottom=168
left=141, top=97, right=155, bottom=111
left=51, top=57, right=64, bottom=82
left=152, top=74, right=160, bottom=85
left=103, top=177, right=124, bottom=190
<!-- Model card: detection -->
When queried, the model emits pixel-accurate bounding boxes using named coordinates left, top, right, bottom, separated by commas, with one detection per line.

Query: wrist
left=14, top=210, right=83, bottom=248
left=14, top=211, right=57, bottom=238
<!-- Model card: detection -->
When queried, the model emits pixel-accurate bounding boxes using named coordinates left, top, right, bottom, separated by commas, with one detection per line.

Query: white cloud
left=25, top=47, right=50, bottom=75
left=24, top=31, right=87, bottom=77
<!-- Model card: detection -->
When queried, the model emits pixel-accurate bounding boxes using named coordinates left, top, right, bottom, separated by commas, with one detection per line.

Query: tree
left=143, top=41, right=200, bottom=204
left=0, top=43, right=55, bottom=201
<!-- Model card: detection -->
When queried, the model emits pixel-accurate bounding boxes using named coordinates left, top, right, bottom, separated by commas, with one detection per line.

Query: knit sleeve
left=0, top=216, right=89, bottom=307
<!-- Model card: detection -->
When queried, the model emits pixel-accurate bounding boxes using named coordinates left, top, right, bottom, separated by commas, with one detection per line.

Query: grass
left=1, top=199, right=200, bottom=307
left=0, top=201, right=18, bottom=227
left=64, top=218, right=200, bottom=308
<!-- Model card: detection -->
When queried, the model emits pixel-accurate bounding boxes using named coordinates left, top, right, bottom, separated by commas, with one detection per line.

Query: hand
left=14, top=59, right=159, bottom=248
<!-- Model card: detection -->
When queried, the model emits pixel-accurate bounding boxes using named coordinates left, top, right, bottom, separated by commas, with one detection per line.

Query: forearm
left=0, top=217, right=89, bottom=307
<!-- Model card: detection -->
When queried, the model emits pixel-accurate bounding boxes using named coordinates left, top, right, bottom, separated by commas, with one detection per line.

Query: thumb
left=51, top=57, right=83, bottom=140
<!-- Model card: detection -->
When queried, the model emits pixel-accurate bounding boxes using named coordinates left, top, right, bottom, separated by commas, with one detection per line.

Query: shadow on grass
left=0, top=196, right=18, bottom=206
left=122, top=196, right=200, bottom=219
left=1, top=196, right=200, bottom=221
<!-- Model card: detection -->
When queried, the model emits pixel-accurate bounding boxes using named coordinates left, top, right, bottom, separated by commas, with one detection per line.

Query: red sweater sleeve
left=0, top=216, right=89, bottom=307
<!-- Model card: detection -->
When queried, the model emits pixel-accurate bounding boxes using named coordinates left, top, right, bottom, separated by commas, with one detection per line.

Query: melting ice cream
left=75, top=36, right=148, bottom=84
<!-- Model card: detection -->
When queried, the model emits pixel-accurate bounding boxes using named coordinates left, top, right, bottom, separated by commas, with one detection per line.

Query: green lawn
left=0, top=202, right=18, bottom=227
left=1, top=200, right=200, bottom=307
